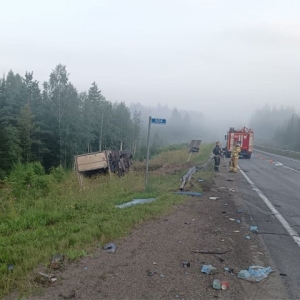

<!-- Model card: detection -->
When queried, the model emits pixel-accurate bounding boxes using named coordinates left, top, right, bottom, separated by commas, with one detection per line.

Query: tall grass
left=0, top=144, right=213, bottom=297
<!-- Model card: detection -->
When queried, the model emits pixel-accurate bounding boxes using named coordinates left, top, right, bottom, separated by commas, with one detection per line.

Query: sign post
left=145, top=116, right=167, bottom=184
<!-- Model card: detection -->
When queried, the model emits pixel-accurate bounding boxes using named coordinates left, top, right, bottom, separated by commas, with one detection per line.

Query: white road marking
left=239, top=168, right=300, bottom=247
left=282, top=165, right=300, bottom=174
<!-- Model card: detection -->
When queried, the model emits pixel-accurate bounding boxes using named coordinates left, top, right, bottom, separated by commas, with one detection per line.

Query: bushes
left=5, top=162, right=66, bottom=199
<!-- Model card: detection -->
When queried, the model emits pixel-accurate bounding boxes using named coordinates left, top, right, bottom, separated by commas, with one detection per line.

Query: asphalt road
left=238, top=150, right=300, bottom=299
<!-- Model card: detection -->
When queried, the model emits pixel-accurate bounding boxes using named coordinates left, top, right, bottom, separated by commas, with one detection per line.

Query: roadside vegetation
left=0, top=143, right=213, bottom=298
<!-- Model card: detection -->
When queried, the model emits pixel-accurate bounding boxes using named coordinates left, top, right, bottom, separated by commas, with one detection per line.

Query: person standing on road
left=213, top=142, right=222, bottom=172
left=230, top=142, right=241, bottom=173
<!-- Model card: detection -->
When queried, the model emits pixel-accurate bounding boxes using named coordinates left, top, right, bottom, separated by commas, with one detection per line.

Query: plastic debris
left=221, top=281, right=229, bottom=290
left=83, top=267, right=88, bottom=270
left=250, top=225, right=258, bottom=233
left=115, top=198, right=157, bottom=208
left=7, top=265, right=14, bottom=271
left=212, top=279, right=222, bottom=290
left=182, top=261, right=190, bottom=268
left=198, top=179, right=204, bottom=182
left=174, top=191, right=203, bottom=197
left=102, top=243, right=117, bottom=253
left=275, top=162, right=283, bottom=166
left=245, top=235, right=251, bottom=240
left=236, top=220, right=241, bottom=224
left=160, top=274, right=165, bottom=278
left=224, top=267, right=234, bottom=274
left=209, top=197, right=219, bottom=200
left=50, top=253, right=64, bottom=269
left=229, top=218, right=235, bottom=221
left=184, top=221, right=191, bottom=225
left=201, top=265, right=217, bottom=275
left=39, top=272, right=57, bottom=282
left=147, top=271, right=156, bottom=276
left=238, top=266, right=273, bottom=282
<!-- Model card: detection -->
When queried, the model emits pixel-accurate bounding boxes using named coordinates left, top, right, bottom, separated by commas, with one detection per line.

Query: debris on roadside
left=245, top=235, right=251, bottom=240
left=115, top=198, right=157, bottom=208
left=224, top=267, right=234, bottom=274
left=102, top=243, right=117, bottom=253
left=147, top=271, right=156, bottom=276
left=201, top=264, right=217, bottom=275
left=226, top=178, right=234, bottom=181
left=250, top=225, right=258, bottom=233
left=237, top=266, right=273, bottom=282
left=236, top=220, right=241, bottom=223
left=50, top=253, right=64, bottom=269
left=7, top=264, right=14, bottom=272
left=174, top=191, right=203, bottom=197
left=212, top=279, right=221, bottom=289
left=209, top=197, right=219, bottom=200
left=184, top=221, right=191, bottom=225
left=229, top=218, right=235, bottom=221
left=182, top=261, right=190, bottom=268
left=39, top=272, right=57, bottom=283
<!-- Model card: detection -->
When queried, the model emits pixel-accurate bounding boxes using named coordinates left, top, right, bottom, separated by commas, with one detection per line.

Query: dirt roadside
left=19, top=163, right=288, bottom=300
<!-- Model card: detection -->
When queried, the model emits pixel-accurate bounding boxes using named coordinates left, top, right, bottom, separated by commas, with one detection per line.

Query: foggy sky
left=1, top=0, right=300, bottom=124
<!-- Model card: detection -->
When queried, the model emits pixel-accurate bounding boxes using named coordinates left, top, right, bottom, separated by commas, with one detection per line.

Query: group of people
left=213, top=141, right=241, bottom=173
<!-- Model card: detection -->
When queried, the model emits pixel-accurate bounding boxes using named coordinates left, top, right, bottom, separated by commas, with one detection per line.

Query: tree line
left=249, top=104, right=300, bottom=150
left=0, top=64, right=142, bottom=179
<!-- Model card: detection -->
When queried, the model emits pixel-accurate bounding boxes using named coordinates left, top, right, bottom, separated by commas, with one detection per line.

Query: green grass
left=0, top=143, right=213, bottom=298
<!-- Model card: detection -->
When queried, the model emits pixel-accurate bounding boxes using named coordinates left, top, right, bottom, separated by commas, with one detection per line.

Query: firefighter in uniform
left=213, top=142, right=222, bottom=172
left=230, top=142, right=241, bottom=173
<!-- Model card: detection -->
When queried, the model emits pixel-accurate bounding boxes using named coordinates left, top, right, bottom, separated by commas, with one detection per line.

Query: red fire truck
left=224, top=127, right=254, bottom=159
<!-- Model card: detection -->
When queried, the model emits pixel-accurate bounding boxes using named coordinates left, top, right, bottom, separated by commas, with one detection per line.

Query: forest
left=0, top=64, right=206, bottom=179
left=249, top=104, right=300, bottom=150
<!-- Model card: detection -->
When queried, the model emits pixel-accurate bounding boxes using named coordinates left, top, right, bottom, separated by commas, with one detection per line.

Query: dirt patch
left=11, top=165, right=288, bottom=300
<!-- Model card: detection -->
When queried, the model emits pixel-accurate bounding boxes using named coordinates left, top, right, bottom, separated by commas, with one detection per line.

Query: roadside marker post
left=145, top=116, right=167, bottom=185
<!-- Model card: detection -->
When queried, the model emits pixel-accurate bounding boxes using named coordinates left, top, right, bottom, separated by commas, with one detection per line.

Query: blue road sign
left=151, top=118, right=166, bottom=125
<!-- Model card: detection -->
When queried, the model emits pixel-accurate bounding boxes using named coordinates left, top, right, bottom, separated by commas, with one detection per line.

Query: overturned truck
left=74, top=150, right=132, bottom=183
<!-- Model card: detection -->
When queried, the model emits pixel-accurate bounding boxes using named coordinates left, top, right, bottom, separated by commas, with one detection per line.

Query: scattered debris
left=102, top=243, right=117, bottom=253
left=226, top=178, right=234, bottom=181
left=201, top=265, right=217, bottom=275
left=153, top=262, right=157, bottom=265
left=250, top=225, right=258, bottom=233
left=198, top=179, right=204, bottom=182
left=280, top=273, right=287, bottom=276
left=222, top=211, right=226, bottom=214
left=182, top=261, right=190, bottom=268
left=38, top=272, right=57, bottom=283
left=236, top=220, right=241, bottom=224
left=212, top=279, right=221, bottom=289
left=7, top=264, right=14, bottom=272
left=115, top=198, right=157, bottom=208
left=237, top=266, right=273, bottom=282
left=245, top=236, right=251, bottom=240
left=234, top=231, right=240, bottom=233
left=209, top=197, right=219, bottom=200
left=229, top=218, right=235, bottom=221
left=147, top=271, right=156, bottom=276
left=174, top=191, right=203, bottom=197
left=221, top=281, right=229, bottom=290
left=50, top=253, right=64, bottom=269
left=275, top=162, right=283, bottom=166
left=160, top=274, right=165, bottom=278
left=228, top=188, right=235, bottom=192
left=224, top=267, right=234, bottom=274
left=83, top=267, right=88, bottom=270
left=184, top=221, right=191, bottom=225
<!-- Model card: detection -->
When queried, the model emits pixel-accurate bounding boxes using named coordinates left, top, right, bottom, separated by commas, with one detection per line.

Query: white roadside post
left=145, top=116, right=167, bottom=185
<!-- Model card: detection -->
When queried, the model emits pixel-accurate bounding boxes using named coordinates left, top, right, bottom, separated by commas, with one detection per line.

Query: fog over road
left=237, top=151, right=300, bottom=299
